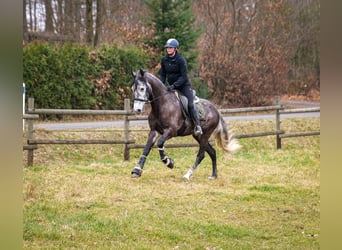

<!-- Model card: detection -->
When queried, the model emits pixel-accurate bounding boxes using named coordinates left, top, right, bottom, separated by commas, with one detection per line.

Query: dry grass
left=23, top=118, right=320, bottom=249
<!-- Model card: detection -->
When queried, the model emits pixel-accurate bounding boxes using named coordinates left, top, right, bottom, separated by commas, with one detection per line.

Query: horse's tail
left=213, top=115, right=242, bottom=154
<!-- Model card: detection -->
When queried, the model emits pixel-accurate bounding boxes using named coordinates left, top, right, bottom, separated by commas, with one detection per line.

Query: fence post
left=27, top=98, right=35, bottom=166
left=275, top=96, right=282, bottom=149
left=124, top=98, right=131, bottom=160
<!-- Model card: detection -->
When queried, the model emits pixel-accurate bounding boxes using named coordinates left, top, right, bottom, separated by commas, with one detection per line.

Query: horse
left=130, top=69, right=241, bottom=180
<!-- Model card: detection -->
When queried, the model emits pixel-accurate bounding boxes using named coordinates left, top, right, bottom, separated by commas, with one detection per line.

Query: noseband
left=133, top=97, right=151, bottom=103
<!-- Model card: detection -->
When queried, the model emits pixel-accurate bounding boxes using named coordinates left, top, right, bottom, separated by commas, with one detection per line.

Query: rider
left=159, top=38, right=203, bottom=136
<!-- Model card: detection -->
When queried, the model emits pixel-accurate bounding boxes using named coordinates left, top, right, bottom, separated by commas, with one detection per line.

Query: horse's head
left=131, top=69, right=151, bottom=114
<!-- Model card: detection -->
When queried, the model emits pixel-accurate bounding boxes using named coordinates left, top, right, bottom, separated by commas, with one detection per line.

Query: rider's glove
left=167, top=85, right=175, bottom=91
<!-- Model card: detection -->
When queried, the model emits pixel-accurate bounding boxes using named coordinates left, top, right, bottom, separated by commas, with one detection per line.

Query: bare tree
left=24, top=0, right=147, bottom=45
left=194, top=0, right=292, bottom=106
left=44, top=0, right=54, bottom=33
left=23, top=0, right=29, bottom=42
left=63, top=1, right=74, bottom=39
left=94, top=0, right=103, bottom=47
left=86, top=0, right=94, bottom=45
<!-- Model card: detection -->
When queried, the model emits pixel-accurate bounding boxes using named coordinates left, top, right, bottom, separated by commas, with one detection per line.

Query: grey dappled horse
left=131, top=69, right=241, bottom=180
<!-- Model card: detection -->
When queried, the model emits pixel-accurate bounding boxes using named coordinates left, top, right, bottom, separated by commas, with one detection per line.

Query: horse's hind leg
left=183, top=137, right=217, bottom=180
left=183, top=144, right=206, bottom=181
left=206, top=143, right=217, bottom=180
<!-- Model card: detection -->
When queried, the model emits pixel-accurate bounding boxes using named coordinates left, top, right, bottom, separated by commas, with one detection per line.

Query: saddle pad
left=196, top=101, right=205, bottom=120
left=175, top=91, right=206, bottom=120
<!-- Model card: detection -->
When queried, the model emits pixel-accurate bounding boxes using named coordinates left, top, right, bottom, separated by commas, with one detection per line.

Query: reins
left=134, top=90, right=172, bottom=104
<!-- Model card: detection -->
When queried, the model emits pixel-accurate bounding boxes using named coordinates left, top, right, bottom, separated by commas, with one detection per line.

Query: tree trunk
left=44, top=0, right=54, bottom=33
left=23, top=0, right=29, bottom=42
left=56, top=0, right=64, bottom=33
left=86, top=0, right=94, bottom=46
left=64, top=0, right=74, bottom=39
left=94, top=0, right=103, bottom=47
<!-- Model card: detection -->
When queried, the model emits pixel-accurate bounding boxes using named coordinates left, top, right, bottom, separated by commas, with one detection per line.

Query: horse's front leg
left=157, top=132, right=174, bottom=169
left=131, top=130, right=158, bottom=178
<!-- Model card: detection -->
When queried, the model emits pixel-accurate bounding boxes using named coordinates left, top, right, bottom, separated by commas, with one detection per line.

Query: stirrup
left=194, top=125, right=203, bottom=136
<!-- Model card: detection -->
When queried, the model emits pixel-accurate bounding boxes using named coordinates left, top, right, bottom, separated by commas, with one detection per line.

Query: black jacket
left=160, top=52, right=190, bottom=89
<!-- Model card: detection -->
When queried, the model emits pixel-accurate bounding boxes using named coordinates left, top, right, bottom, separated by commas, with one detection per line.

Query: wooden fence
left=23, top=97, right=320, bottom=166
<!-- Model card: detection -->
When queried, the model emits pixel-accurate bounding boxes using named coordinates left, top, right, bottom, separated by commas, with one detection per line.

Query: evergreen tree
left=144, top=0, right=201, bottom=71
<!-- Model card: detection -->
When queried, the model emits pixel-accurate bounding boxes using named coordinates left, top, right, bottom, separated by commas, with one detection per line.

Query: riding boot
left=189, top=105, right=203, bottom=136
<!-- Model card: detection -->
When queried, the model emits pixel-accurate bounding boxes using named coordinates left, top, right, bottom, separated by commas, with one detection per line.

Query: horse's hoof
left=167, top=158, right=174, bottom=169
left=208, top=175, right=217, bottom=180
left=183, top=175, right=190, bottom=181
left=131, top=167, right=142, bottom=178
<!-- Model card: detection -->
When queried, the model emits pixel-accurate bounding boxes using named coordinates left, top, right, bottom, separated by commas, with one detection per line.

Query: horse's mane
left=144, top=71, right=164, bottom=86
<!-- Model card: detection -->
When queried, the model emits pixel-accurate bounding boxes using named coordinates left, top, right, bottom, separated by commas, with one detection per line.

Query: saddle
left=174, top=90, right=205, bottom=120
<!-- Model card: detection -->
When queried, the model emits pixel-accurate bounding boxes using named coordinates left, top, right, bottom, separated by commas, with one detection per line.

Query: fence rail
left=219, top=105, right=282, bottom=113
left=28, top=139, right=135, bottom=145
left=23, top=97, right=320, bottom=167
left=28, top=109, right=132, bottom=116
left=280, top=107, right=320, bottom=114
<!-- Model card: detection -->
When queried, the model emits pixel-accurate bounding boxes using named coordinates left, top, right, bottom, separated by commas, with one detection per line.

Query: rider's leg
left=181, top=85, right=203, bottom=136
left=189, top=104, right=203, bottom=136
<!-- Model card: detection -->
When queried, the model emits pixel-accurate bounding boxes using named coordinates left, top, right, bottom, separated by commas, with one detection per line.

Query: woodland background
left=23, top=0, right=320, bottom=109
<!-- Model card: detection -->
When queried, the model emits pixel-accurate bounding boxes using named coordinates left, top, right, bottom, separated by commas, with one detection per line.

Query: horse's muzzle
left=134, top=108, right=143, bottom=114
left=133, top=101, right=145, bottom=114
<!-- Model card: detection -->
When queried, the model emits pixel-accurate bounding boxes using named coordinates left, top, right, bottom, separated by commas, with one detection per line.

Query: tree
left=44, top=0, right=54, bottom=33
left=94, top=0, right=103, bottom=47
left=23, top=0, right=29, bottom=42
left=195, top=0, right=293, bottom=107
left=287, top=0, right=320, bottom=94
left=144, top=0, right=202, bottom=71
left=23, top=0, right=319, bottom=105
left=63, top=1, right=75, bottom=40
left=86, top=0, right=94, bottom=45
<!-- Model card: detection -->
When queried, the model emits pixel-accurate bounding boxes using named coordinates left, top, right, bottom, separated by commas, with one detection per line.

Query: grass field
left=23, top=118, right=320, bottom=249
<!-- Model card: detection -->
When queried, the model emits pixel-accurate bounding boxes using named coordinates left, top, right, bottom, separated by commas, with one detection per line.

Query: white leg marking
left=183, top=169, right=193, bottom=181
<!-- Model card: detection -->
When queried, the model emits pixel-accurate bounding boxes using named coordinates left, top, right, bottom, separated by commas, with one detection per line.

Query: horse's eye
left=140, top=87, right=145, bottom=91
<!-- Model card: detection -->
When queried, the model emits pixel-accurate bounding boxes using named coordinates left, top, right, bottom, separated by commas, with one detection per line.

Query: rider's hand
left=167, top=85, right=175, bottom=91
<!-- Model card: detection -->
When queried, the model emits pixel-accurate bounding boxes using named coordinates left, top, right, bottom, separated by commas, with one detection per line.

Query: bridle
left=132, top=78, right=171, bottom=104
left=133, top=97, right=151, bottom=103
left=133, top=92, right=171, bottom=104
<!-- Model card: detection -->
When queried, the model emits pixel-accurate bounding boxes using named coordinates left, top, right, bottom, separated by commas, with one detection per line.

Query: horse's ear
left=139, top=68, right=145, bottom=76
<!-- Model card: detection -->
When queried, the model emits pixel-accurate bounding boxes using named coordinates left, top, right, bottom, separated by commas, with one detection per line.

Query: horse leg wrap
left=162, top=156, right=174, bottom=169
left=159, top=147, right=173, bottom=168
left=158, top=147, right=165, bottom=156
left=138, top=155, right=147, bottom=166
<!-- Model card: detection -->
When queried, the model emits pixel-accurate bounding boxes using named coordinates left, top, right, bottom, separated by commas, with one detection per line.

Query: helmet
left=164, top=38, right=179, bottom=48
